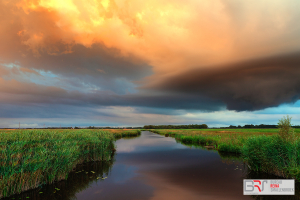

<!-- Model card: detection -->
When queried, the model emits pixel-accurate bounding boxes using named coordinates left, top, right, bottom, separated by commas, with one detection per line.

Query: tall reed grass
left=107, top=129, right=141, bottom=139
left=2, top=160, right=114, bottom=200
left=0, top=129, right=117, bottom=198
left=242, top=116, right=300, bottom=179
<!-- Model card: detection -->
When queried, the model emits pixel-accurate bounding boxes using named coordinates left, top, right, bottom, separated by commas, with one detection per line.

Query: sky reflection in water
left=75, top=131, right=250, bottom=200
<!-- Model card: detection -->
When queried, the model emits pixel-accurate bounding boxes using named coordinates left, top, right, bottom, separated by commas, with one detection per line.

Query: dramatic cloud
left=144, top=52, right=300, bottom=111
left=0, top=0, right=300, bottom=126
left=2, top=0, right=300, bottom=73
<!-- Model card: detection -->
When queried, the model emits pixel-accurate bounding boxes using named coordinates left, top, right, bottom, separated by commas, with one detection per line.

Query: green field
left=0, top=129, right=140, bottom=198
left=150, top=128, right=285, bottom=153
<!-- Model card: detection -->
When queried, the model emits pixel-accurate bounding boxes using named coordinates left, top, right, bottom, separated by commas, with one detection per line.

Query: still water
left=5, top=131, right=296, bottom=200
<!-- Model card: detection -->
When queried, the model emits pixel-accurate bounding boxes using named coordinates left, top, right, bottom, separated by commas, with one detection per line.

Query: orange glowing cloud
left=2, top=0, right=300, bottom=77
left=8, top=0, right=233, bottom=73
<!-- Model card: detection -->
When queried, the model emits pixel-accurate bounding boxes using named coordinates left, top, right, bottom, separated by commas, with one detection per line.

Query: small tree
left=278, top=115, right=295, bottom=143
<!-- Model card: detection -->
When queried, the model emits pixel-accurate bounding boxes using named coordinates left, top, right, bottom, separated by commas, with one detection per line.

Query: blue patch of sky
left=2, top=62, right=138, bottom=94
left=80, top=81, right=102, bottom=92
left=254, top=100, right=300, bottom=114
left=2, top=63, right=100, bottom=92
left=114, top=78, right=137, bottom=94
left=23, top=71, right=62, bottom=87
left=2, top=63, right=21, bottom=68
left=34, top=69, right=58, bottom=78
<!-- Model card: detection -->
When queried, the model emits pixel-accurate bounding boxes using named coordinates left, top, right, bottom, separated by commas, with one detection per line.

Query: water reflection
left=4, top=131, right=298, bottom=200
left=110, top=131, right=250, bottom=200
left=2, top=159, right=115, bottom=200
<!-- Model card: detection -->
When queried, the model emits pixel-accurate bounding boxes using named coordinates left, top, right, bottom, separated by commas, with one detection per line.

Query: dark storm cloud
left=19, top=43, right=152, bottom=93
left=122, top=94, right=224, bottom=111
left=143, top=52, right=300, bottom=111
left=0, top=104, right=102, bottom=118
left=1, top=41, right=153, bottom=94
left=0, top=85, right=224, bottom=116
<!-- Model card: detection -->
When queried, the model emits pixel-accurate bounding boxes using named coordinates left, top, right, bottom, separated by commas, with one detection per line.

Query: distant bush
left=143, top=124, right=208, bottom=129
left=278, top=115, right=296, bottom=143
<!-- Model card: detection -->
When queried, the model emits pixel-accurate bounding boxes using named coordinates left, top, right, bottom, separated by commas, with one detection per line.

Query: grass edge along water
left=149, top=116, right=300, bottom=181
left=150, top=129, right=257, bottom=154
left=243, top=116, right=300, bottom=180
left=0, top=129, right=141, bottom=199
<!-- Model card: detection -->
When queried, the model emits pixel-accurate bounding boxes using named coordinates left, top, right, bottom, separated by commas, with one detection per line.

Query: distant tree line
left=143, top=124, right=300, bottom=129
left=20, top=127, right=73, bottom=129
left=0, top=126, right=142, bottom=129
left=222, top=124, right=300, bottom=129
left=230, top=124, right=278, bottom=128
left=86, top=126, right=142, bottom=129
left=143, top=124, right=208, bottom=129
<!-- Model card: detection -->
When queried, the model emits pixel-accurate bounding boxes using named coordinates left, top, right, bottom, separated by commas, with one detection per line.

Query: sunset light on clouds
left=1, top=0, right=300, bottom=127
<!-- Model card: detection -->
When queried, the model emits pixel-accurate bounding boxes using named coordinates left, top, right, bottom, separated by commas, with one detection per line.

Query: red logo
left=254, top=180, right=262, bottom=192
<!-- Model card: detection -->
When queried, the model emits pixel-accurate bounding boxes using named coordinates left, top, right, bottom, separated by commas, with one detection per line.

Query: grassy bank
left=2, top=160, right=114, bottom=200
left=242, top=135, right=300, bottom=179
left=149, top=126, right=300, bottom=180
left=0, top=129, right=140, bottom=198
left=150, top=129, right=283, bottom=153
left=104, top=129, right=141, bottom=139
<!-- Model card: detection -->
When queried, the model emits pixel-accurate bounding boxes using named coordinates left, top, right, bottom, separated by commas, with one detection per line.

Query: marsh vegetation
left=1, top=130, right=298, bottom=200
left=150, top=128, right=282, bottom=153
left=0, top=129, right=140, bottom=198
left=1, top=160, right=114, bottom=200
left=149, top=116, right=300, bottom=181
left=1, top=117, right=299, bottom=199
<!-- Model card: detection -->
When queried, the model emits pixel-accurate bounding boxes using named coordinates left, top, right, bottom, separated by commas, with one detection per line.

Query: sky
left=0, top=0, right=300, bottom=128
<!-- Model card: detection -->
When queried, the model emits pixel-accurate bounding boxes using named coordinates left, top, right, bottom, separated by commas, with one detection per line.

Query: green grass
left=4, top=160, right=114, bottom=200
left=149, top=128, right=300, bottom=181
left=0, top=129, right=140, bottom=198
left=150, top=129, right=282, bottom=154
left=242, top=135, right=300, bottom=179
left=107, top=129, right=141, bottom=139
left=242, top=117, right=300, bottom=180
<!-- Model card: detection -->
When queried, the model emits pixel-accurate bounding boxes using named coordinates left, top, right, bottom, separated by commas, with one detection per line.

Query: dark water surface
left=75, top=131, right=248, bottom=200
left=5, top=131, right=297, bottom=200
